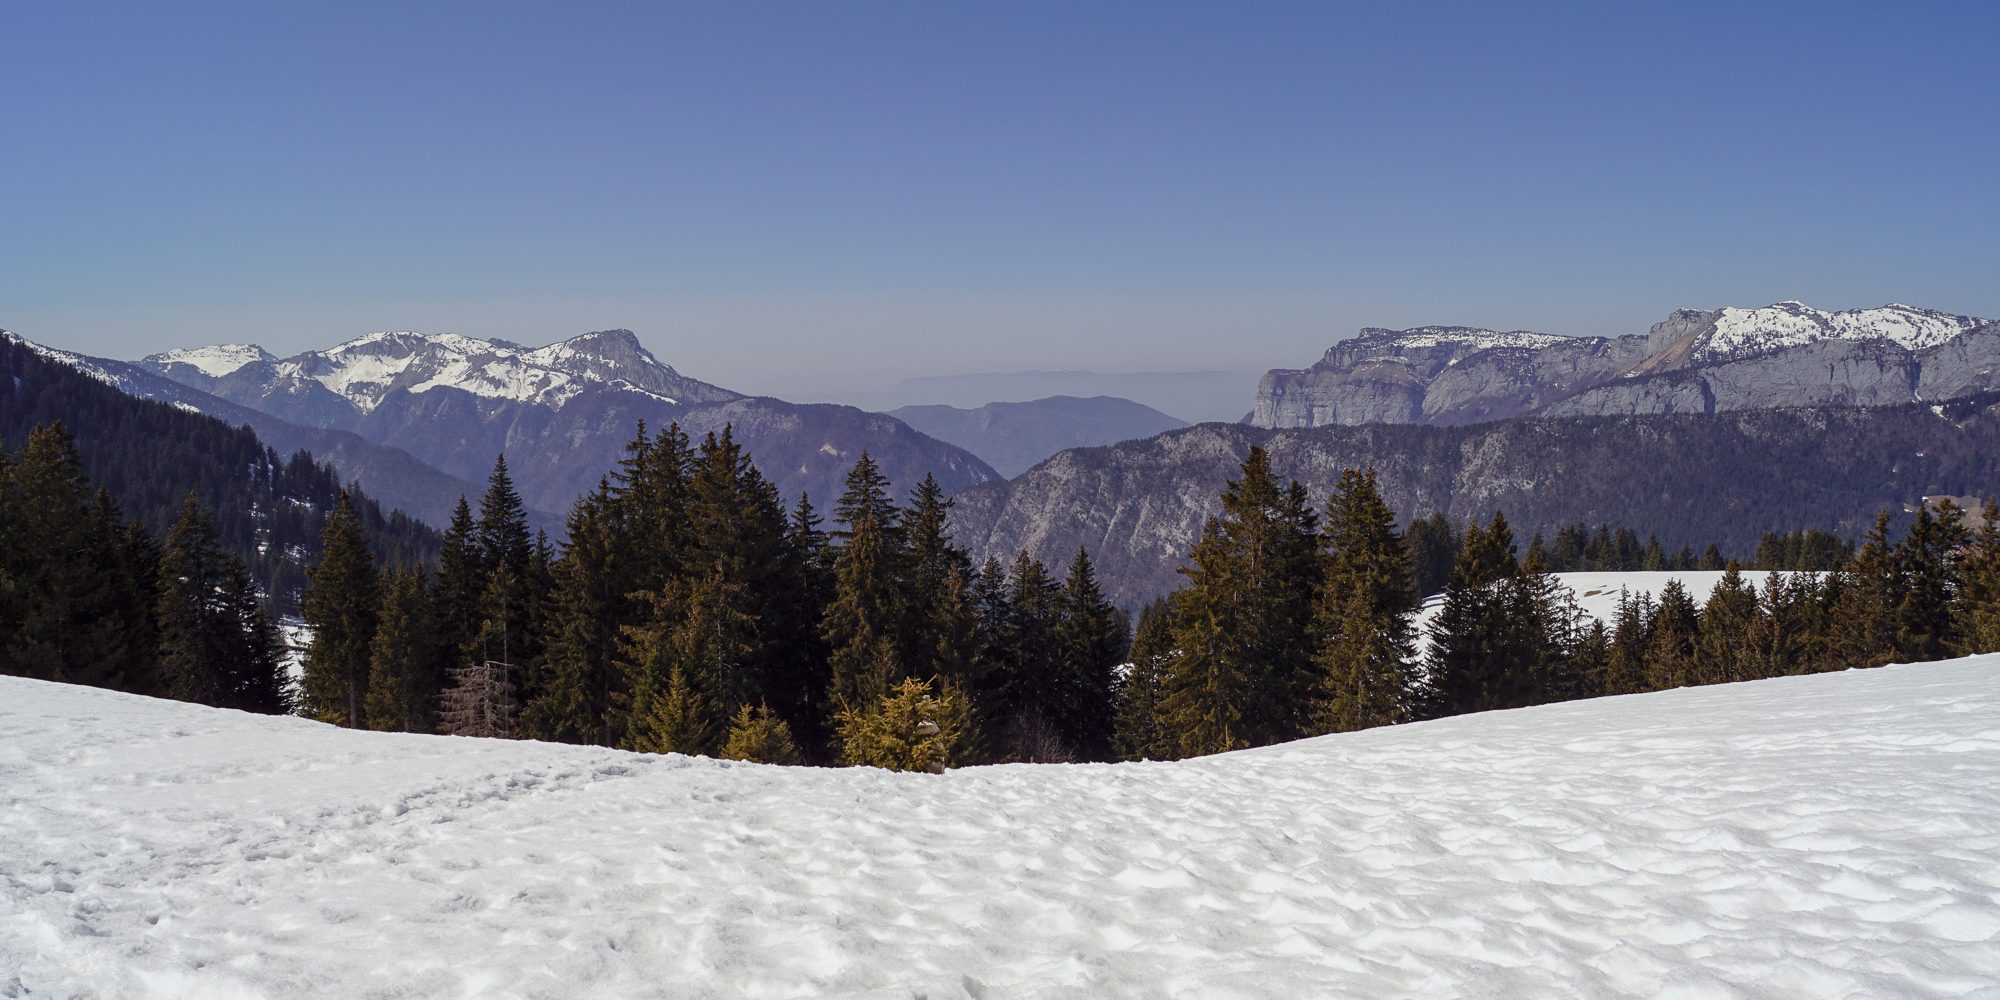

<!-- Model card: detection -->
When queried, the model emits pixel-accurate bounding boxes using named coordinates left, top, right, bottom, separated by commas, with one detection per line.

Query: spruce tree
left=1114, top=598, right=1176, bottom=761
left=430, top=496, right=485, bottom=684
left=1056, top=548, right=1125, bottom=761
left=1641, top=579, right=1701, bottom=690
left=156, top=492, right=281, bottom=711
left=821, top=454, right=907, bottom=711
left=835, top=676, right=973, bottom=772
left=365, top=567, right=435, bottom=732
left=1313, top=468, right=1417, bottom=732
left=523, top=482, right=628, bottom=745
left=1693, top=566, right=1758, bottom=685
left=1956, top=499, right=2000, bottom=655
left=300, top=492, right=378, bottom=727
left=1601, top=589, right=1652, bottom=695
left=1159, top=447, right=1319, bottom=752
left=1421, top=512, right=1520, bottom=717
left=994, top=552, right=1070, bottom=761
left=1896, top=500, right=1968, bottom=662
left=1832, top=512, right=1902, bottom=669
left=721, top=703, right=803, bottom=765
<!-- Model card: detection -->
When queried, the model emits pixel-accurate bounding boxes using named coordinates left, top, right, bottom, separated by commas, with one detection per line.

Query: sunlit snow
left=5, top=657, right=1998, bottom=998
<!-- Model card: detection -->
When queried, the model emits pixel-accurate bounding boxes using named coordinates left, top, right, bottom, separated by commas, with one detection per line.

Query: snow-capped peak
left=138, top=329, right=739, bottom=414
left=1694, top=302, right=1991, bottom=362
left=146, top=343, right=276, bottom=379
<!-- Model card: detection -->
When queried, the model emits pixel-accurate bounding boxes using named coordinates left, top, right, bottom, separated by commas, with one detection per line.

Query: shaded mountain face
left=138, top=330, right=1000, bottom=515
left=1252, top=303, right=1999, bottom=428
left=888, top=395, right=1191, bottom=477
left=11, top=334, right=502, bottom=532
left=951, top=398, right=2000, bottom=607
left=0, top=332, right=438, bottom=615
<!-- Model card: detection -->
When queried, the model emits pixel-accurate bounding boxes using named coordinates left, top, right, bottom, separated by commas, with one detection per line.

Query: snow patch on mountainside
left=1696, top=302, right=1988, bottom=362
left=6, top=657, right=2000, bottom=998
left=1358, top=326, right=1573, bottom=352
left=147, top=344, right=275, bottom=378
left=148, top=329, right=736, bottom=414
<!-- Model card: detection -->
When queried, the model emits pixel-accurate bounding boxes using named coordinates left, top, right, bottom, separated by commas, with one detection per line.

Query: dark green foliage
left=1958, top=500, right=2000, bottom=655
left=1692, top=567, right=1758, bottom=686
left=1114, top=598, right=1176, bottom=761
left=155, top=493, right=289, bottom=713
left=300, top=493, right=378, bottom=727
left=1408, top=511, right=1459, bottom=598
left=0, top=336, right=434, bottom=616
left=1160, top=447, right=1320, bottom=754
left=1057, top=548, right=1126, bottom=761
left=1314, top=468, right=1418, bottom=731
left=365, top=567, right=436, bottom=732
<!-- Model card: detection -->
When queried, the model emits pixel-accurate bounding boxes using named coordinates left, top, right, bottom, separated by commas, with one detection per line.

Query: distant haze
left=816, top=371, right=1260, bottom=424
left=2, top=5, right=1994, bottom=388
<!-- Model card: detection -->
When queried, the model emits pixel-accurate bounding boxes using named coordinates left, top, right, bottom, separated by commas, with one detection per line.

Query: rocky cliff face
left=1252, top=303, right=1996, bottom=429
left=953, top=399, right=2000, bottom=606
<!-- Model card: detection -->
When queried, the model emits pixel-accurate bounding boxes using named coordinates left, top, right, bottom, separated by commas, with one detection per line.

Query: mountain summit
left=140, top=329, right=739, bottom=424
left=1253, top=302, right=1999, bottom=428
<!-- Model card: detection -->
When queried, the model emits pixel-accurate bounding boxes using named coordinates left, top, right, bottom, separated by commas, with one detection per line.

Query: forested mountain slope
left=952, top=397, right=2000, bottom=605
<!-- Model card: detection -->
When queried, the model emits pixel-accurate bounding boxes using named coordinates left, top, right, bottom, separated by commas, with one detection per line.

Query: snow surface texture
left=5, top=659, right=2000, bottom=999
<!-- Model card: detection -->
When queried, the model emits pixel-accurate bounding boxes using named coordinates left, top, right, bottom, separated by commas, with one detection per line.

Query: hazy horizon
left=5, top=3, right=1996, bottom=399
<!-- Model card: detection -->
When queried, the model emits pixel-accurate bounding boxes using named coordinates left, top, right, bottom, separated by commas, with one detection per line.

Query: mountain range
left=952, top=394, right=2000, bottom=605
left=1252, top=302, right=2000, bottom=428
left=125, top=329, right=999, bottom=518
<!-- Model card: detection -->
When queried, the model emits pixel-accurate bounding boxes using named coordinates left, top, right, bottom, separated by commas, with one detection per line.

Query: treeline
left=298, top=424, right=1129, bottom=768
left=1406, top=517, right=1855, bottom=597
left=1111, top=447, right=2000, bottom=759
left=0, top=424, right=290, bottom=710
left=0, top=335, right=435, bottom=614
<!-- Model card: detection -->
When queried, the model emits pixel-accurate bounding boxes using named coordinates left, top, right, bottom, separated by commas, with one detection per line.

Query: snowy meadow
left=5, top=657, right=1999, bottom=998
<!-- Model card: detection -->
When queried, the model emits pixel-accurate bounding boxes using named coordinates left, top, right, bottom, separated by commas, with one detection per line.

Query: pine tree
left=523, top=482, right=628, bottom=745
left=1831, top=512, right=1901, bottom=669
left=903, top=473, right=971, bottom=679
left=1601, top=589, right=1652, bottom=695
left=993, top=552, right=1071, bottom=761
left=1114, top=598, right=1176, bottom=761
left=1408, top=511, right=1458, bottom=598
left=821, top=454, right=907, bottom=711
left=430, top=496, right=484, bottom=685
left=1313, top=468, right=1418, bottom=732
left=720, top=704, right=803, bottom=765
left=1159, top=447, right=1319, bottom=753
left=1956, top=499, right=2000, bottom=655
left=1641, top=579, right=1701, bottom=690
left=1421, top=512, right=1521, bottom=717
left=365, top=567, right=435, bottom=732
left=835, top=676, right=974, bottom=772
left=1056, top=548, right=1125, bottom=760
left=156, top=492, right=281, bottom=711
left=300, top=492, right=378, bottom=727
left=1693, top=566, right=1758, bottom=685
left=475, top=455, right=532, bottom=574
left=1896, top=500, right=1968, bottom=662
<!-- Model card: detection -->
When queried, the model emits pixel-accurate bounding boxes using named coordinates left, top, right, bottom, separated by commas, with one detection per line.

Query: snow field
left=4, top=656, right=2000, bottom=998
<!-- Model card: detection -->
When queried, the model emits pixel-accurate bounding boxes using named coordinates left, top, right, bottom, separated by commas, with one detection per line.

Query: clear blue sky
left=4, top=1, right=1995, bottom=398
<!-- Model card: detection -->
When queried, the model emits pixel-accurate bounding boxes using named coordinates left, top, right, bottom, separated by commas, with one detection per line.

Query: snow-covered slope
left=6, top=659, right=1999, bottom=998
left=1693, top=301, right=1989, bottom=362
left=139, top=328, right=740, bottom=414
left=1414, top=570, right=1807, bottom=642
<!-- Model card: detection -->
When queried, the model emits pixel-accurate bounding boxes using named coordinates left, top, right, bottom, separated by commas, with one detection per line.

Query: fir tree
left=1114, top=598, right=1176, bottom=761
left=365, top=567, right=435, bottom=732
left=1056, top=547, right=1125, bottom=761
left=156, top=493, right=284, bottom=711
left=1421, top=512, right=1521, bottom=717
left=1896, top=500, right=1968, bottom=662
left=1601, top=589, right=1653, bottom=695
left=1831, top=512, right=1901, bottom=669
left=1956, top=499, right=2000, bottom=655
left=300, top=492, right=378, bottom=727
left=721, top=703, right=803, bottom=765
left=523, top=481, right=629, bottom=745
left=439, top=657, right=517, bottom=738
left=1313, top=468, right=1417, bottom=732
left=821, top=454, right=907, bottom=710
left=1642, top=579, right=1701, bottom=690
left=1693, top=566, right=1758, bottom=685
left=1159, top=447, right=1319, bottom=753
left=835, top=676, right=974, bottom=772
